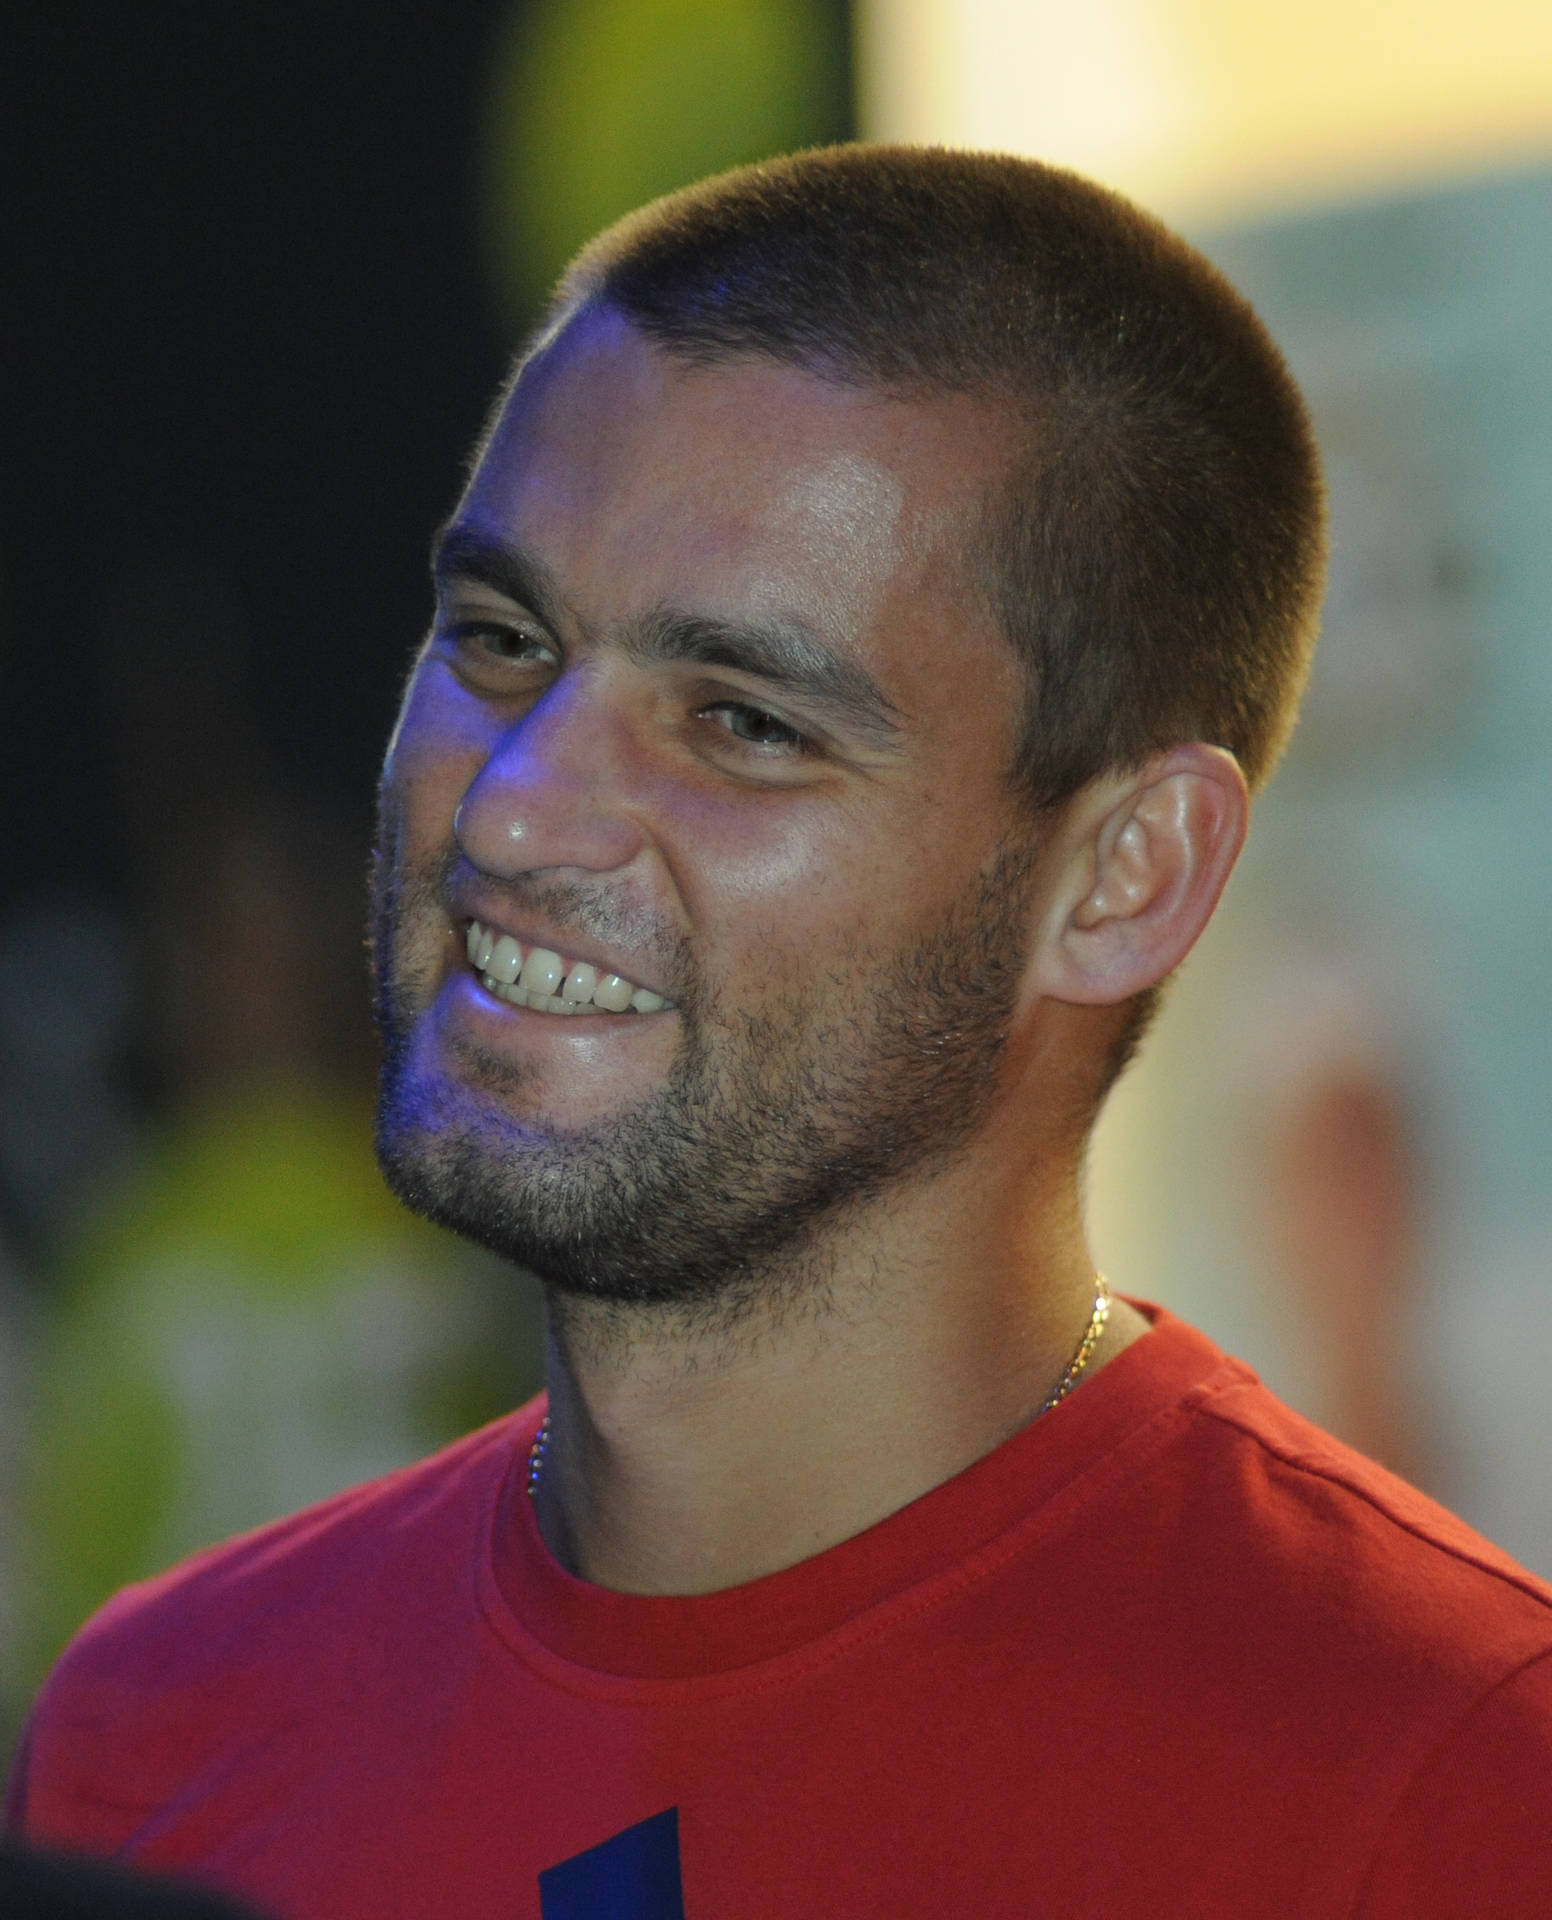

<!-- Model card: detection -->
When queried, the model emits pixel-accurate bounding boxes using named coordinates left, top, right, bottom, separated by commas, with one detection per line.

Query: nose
left=453, top=673, right=648, bottom=881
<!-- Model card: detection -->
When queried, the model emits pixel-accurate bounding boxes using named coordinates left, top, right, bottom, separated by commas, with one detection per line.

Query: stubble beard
left=372, top=834, right=1038, bottom=1334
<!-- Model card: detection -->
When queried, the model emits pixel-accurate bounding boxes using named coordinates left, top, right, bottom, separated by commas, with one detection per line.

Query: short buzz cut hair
left=546, top=143, right=1326, bottom=813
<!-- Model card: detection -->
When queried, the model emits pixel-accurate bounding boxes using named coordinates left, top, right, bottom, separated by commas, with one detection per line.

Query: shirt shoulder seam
left=1191, top=1389, right=1552, bottom=1614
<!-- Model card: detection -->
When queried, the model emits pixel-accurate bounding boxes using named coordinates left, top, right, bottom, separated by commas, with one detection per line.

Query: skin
left=375, top=303, right=1248, bottom=1595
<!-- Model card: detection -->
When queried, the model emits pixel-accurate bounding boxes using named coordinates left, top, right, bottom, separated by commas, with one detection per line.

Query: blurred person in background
left=9, top=146, right=1552, bottom=1917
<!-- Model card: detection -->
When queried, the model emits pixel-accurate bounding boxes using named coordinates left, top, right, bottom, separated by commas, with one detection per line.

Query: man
left=10, top=145, right=1552, bottom=1916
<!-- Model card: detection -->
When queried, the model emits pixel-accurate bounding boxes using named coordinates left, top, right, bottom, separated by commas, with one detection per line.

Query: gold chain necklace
left=526, top=1275, right=1111, bottom=1499
left=1039, top=1273, right=1111, bottom=1414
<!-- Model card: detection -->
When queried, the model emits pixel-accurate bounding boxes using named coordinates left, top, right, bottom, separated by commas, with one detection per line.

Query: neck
left=527, top=1158, right=1148, bottom=1594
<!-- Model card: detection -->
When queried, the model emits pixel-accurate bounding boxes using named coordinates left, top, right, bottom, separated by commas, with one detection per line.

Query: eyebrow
left=629, top=609, right=903, bottom=746
left=430, top=523, right=566, bottom=633
left=431, top=521, right=904, bottom=747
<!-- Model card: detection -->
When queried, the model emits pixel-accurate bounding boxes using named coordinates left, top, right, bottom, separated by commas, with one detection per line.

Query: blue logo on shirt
left=539, top=1807, right=686, bottom=1919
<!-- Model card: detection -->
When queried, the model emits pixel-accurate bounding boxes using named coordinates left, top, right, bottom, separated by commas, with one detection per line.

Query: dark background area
left=1, top=2, right=511, bottom=917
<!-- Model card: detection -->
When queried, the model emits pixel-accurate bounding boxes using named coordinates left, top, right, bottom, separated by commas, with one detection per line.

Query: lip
left=464, top=967, right=648, bottom=1023
left=440, top=971, right=676, bottom=1055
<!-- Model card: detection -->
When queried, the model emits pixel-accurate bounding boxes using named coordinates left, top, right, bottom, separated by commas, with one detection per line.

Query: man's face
left=373, top=305, right=1039, bottom=1311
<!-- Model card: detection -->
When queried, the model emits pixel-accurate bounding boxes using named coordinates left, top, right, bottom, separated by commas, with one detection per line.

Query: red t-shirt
left=11, top=1306, right=1552, bottom=1918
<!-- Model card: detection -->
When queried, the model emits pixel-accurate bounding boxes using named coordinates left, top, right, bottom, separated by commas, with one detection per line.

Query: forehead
left=460, top=306, right=1021, bottom=704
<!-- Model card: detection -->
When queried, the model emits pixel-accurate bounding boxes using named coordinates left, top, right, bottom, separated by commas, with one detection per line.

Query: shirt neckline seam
left=472, top=1366, right=1237, bottom=1702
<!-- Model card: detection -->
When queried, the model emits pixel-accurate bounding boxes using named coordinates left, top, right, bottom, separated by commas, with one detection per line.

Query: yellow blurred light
left=858, top=0, right=1552, bottom=223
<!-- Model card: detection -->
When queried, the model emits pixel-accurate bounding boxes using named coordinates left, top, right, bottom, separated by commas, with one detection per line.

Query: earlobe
left=1038, top=744, right=1248, bottom=1006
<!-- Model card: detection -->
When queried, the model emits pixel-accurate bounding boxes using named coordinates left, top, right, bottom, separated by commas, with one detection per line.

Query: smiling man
left=12, top=147, right=1552, bottom=1918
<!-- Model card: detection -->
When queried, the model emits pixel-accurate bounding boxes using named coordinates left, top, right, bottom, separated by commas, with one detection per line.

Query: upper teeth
left=464, top=920, right=671, bottom=1016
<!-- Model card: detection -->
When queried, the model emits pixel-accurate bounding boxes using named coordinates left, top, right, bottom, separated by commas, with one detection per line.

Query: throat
left=526, top=1247, right=1139, bottom=1597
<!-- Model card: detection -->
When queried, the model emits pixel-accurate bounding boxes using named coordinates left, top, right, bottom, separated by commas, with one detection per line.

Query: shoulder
left=12, top=1408, right=533, bottom=1844
left=1063, top=1321, right=1552, bottom=1906
left=1178, top=1363, right=1552, bottom=1651
left=1153, top=1355, right=1552, bottom=1788
left=53, top=1406, right=529, bottom=1676
left=1111, top=1311, right=1552, bottom=1663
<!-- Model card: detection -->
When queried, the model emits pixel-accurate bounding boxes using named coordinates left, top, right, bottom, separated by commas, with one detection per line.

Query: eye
left=451, top=620, right=555, bottom=665
left=433, top=613, right=560, bottom=695
left=699, top=700, right=812, bottom=754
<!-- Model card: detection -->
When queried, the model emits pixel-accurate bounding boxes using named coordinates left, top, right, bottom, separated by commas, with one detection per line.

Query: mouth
left=462, top=918, right=675, bottom=1017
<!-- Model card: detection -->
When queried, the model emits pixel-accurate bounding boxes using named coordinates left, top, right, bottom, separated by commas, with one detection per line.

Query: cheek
left=687, top=807, right=844, bottom=911
left=666, top=788, right=955, bottom=975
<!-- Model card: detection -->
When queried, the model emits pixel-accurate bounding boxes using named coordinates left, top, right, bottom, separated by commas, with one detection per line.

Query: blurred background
left=2, top=0, right=1550, bottom=1760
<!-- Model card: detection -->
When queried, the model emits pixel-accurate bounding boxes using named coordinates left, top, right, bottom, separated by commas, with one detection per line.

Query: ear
left=1030, top=744, right=1249, bottom=1006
